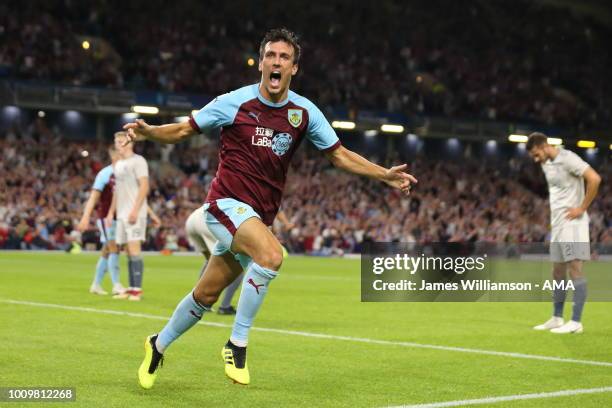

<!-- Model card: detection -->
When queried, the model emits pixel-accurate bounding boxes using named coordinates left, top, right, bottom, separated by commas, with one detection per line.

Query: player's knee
left=568, top=263, right=583, bottom=279
left=552, top=265, right=566, bottom=279
left=193, top=286, right=219, bottom=306
left=255, top=246, right=283, bottom=271
left=127, top=246, right=141, bottom=257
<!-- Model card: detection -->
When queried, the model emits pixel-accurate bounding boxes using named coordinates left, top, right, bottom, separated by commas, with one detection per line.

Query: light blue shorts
left=203, top=198, right=260, bottom=269
left=96, top=219, right=116, bottom=244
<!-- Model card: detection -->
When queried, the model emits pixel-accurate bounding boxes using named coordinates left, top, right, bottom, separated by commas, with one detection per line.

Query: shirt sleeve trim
left=188, top=114, right=201, bottom=133
left=322, top=140, right=342, bottom=152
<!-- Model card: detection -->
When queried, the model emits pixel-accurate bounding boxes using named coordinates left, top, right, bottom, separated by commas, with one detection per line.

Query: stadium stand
left=1, top=0, right=611, bottom=129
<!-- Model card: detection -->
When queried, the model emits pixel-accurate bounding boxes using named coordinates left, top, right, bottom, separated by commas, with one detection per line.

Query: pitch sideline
left=2, top=298, right=612, bottom=368
left=386, top=386, right=612, bottom=407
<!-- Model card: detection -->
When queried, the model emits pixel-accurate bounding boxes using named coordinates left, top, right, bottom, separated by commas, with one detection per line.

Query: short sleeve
left=190, top=89, right=244, bottom=133
left=92, top=167, right=110, bottom=191
left=134, top=156, right=149, bottom=179
left=306, top=104, right=341, bottom=151
left=563, top=150, right=589, bottom=177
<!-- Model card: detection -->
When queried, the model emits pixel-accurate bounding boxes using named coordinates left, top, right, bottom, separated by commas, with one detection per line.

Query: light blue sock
left=93, top=257, right=108, bottom=285
left=156, top=291, right=210, bottom=353
left=108, top=253, right=120, bottom=285
left=230, top=263, right=277, bottom=346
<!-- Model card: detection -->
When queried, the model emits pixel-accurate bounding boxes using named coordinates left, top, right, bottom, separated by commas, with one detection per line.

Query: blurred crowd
left=1, top=0, right=611, bottom=129
left=281, top=149, right=611, bottom=255
left=1, top=122, right=610, bottom=254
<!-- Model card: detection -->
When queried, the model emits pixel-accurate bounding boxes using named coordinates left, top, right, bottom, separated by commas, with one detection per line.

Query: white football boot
left=112, top=283, right=127, bottom=295
left=533, top=316, right=564, bottom=331
left=550, top=320, right=583, bottom=334
left=89, top=284, right=108, bottom=295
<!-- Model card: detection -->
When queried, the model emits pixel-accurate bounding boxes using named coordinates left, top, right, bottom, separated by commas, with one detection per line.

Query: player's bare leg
left=197, top=248, right=212, bottom=279
left=534, top=263, right=566, bottom=330
left=551, top=260, right=586, bottom=333
left=220, top=217, right=284, bottom=385
left=193, top=253, right=245, bottom=306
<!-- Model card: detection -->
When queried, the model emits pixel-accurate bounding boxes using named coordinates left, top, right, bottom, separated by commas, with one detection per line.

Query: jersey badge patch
left=288, top=109, right=303, bottom=128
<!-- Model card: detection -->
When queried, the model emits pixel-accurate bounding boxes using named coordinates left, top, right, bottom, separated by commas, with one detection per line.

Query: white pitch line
left=388, top=386, right=612, bottom=408
left=2, top=298, right=612, bottom=368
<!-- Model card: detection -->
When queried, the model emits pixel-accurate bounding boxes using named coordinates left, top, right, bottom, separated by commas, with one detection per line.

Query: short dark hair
left=259, top=28, right=301, bottom=64
left=526, top=132, right=548, bottom=151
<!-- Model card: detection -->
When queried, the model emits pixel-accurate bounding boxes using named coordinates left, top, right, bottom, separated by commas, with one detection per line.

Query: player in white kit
left=110, top=131, right=150, bottom=301
left=527, top=133, right=601, bottom=334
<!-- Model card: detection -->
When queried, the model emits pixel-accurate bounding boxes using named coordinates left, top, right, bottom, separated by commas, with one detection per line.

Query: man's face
left=114, top=134, right=131, bottom=157
left=528, top=145, right=548, bottom=163
left=259, top=41, right=298, bottom=97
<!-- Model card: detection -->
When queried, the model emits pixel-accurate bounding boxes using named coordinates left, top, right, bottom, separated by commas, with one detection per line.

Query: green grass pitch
left=1, top=252, right=611, bottom=407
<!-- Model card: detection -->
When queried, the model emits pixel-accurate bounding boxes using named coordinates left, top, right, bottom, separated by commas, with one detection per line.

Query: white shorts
left=116, top=218, right=147, bottom=245
left=185, top=206, right=217, bottom=254
left=550, top=222, right=590, bottom=263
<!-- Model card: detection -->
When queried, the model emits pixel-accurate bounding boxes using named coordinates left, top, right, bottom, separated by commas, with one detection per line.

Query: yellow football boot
left=138, top=335, right=164, bottom=389
left=222, top=341, right=250, bottom=385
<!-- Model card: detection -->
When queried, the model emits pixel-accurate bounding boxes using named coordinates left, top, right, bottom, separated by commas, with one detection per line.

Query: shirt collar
left=256, top=84, right=289, bottom=108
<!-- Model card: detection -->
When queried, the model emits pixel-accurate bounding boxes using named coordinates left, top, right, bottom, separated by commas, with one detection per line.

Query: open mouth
left=269, top=71, right=282, bottom=87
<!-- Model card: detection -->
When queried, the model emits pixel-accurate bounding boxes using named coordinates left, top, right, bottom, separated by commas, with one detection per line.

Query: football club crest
left=288, top=109, right=303, bottom=128
left=236, top=207, right=247, bottom=215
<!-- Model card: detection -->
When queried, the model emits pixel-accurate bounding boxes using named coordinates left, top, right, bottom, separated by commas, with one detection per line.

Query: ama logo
left=271, top=133, right=292, bottom=156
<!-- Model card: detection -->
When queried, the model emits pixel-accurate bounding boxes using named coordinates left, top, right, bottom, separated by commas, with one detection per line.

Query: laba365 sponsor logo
left=251, top=127, right=293, bottom=156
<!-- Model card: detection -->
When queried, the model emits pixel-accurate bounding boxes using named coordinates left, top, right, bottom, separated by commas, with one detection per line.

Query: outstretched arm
left=325, top=145, right=417, bottom=194
left=123, top=119, right=197, bottom=145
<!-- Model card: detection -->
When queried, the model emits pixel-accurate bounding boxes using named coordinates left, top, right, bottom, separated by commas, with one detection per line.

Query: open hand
left=122, top=119, right=152, bottom=145
left=383, top=164, right=418, bottom=195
